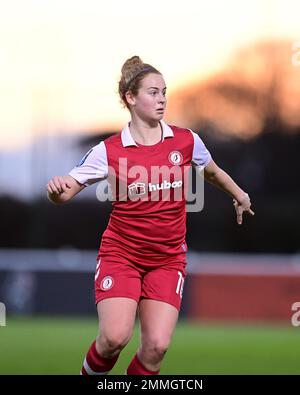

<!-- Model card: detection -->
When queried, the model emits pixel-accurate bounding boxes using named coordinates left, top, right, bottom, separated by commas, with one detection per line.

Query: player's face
left=132, top=73, right=167, bottom=123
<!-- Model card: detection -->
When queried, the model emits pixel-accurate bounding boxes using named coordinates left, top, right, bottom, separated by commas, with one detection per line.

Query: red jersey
left=69, top=121, right=211, bottom=265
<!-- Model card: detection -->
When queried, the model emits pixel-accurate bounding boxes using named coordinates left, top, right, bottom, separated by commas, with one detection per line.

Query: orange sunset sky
left=0, top=0, right=300, bottom=149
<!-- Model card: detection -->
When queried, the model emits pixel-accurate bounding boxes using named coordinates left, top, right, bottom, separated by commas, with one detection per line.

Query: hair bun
left=122, top=55, right=143, bottom=70
left=121, top=56, right=144, bottom=76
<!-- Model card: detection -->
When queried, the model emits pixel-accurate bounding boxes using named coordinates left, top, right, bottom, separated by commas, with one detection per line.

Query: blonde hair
left=118, top=56, right=161, bottom=108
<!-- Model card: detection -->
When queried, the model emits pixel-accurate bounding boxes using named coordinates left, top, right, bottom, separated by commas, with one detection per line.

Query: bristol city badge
left=168, top=151, right=183, bottom=166
left=100, top=276, right=114, bottom=291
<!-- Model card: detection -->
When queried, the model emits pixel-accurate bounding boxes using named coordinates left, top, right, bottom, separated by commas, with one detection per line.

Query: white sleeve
left=68, top=141, right=108, bottom=186
left=190, top=130, right=212, bottom=169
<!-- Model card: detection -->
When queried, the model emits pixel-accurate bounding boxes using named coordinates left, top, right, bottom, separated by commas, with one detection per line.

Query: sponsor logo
left=128, top=180, right=183, bottom=198
left=128, top=182, right=146, bottom=198
left=149, top=180, right=182, bottom=192
left=95, top=157, right=205, bottom=212
left=100, top=276, right=114, bottom=291
left=168, top=151, right=183, bottom=166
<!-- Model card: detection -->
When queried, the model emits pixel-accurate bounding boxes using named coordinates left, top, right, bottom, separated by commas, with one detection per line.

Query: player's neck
left=129, top=119, right=162, bottom=146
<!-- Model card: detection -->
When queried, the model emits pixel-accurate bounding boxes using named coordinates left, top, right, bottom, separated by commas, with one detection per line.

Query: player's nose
left=158, top=94, right=166, bottom=104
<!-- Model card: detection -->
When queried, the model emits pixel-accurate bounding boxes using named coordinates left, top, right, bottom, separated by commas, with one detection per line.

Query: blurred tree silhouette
left=167, top=41, right=300, bottom=137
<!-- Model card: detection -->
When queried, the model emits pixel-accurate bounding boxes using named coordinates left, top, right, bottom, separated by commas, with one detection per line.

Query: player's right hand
left=46, top=176, right=72, bottom=195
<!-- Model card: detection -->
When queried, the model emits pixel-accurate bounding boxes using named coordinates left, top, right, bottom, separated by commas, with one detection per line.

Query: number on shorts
left=176, top=271, right=184, bottom=298
left=95, top=259, right=101, bottom=280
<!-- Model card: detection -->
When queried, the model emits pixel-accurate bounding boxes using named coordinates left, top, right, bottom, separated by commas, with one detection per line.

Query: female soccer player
left=46, top=56, right=254, bottom=375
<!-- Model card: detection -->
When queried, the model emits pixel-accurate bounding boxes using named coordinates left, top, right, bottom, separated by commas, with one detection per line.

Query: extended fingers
left=236, top=207, right=255, bottom=225
left=233, top=195, right=254, bottom=225
left=236, top=209, right=243, bottom=225
left=248, top=208, right=255, bottom=216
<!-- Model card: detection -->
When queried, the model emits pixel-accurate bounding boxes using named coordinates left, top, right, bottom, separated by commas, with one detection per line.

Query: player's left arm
left=201, top=159, right=255, bottom=225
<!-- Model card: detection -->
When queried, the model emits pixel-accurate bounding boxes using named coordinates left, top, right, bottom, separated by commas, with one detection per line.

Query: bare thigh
left=138, top=299, right=179, bottom=352
left=97, top=297, right=138, bottom=345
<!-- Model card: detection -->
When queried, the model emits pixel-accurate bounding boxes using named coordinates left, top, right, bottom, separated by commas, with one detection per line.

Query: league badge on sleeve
left=76, top=148, right=93, bottom=167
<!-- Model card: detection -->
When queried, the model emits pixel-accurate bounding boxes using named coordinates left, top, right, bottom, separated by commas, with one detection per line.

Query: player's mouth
left=156, top=108, right=165, bottom=113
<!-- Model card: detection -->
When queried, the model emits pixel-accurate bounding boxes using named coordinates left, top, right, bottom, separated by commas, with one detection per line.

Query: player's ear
left=125, top=90, right=136, bottom=107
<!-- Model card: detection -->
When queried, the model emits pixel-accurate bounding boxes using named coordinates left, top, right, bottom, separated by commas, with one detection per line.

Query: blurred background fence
left=1, top=249, right=300, bottom=323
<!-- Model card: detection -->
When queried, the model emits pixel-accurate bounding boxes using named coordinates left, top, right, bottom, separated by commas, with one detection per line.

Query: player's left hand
left=233, top=193, right=255, bottom=225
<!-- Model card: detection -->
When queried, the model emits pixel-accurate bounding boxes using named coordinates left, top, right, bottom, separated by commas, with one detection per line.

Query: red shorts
left=94, top=254, right=186, bottom=311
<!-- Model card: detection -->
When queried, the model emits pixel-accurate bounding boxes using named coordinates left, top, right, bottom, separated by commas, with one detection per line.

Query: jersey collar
left=121, top=120, right=174, bottom=147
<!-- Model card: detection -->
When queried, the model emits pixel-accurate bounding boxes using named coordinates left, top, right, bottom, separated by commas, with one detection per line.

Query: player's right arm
left=46, top=175, right=85, bottom=204
left=46, top=141, right=108, bottom=204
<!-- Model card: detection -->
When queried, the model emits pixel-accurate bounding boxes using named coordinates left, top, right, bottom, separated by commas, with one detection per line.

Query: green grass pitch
left=0, top=317, right=299, bottom=374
